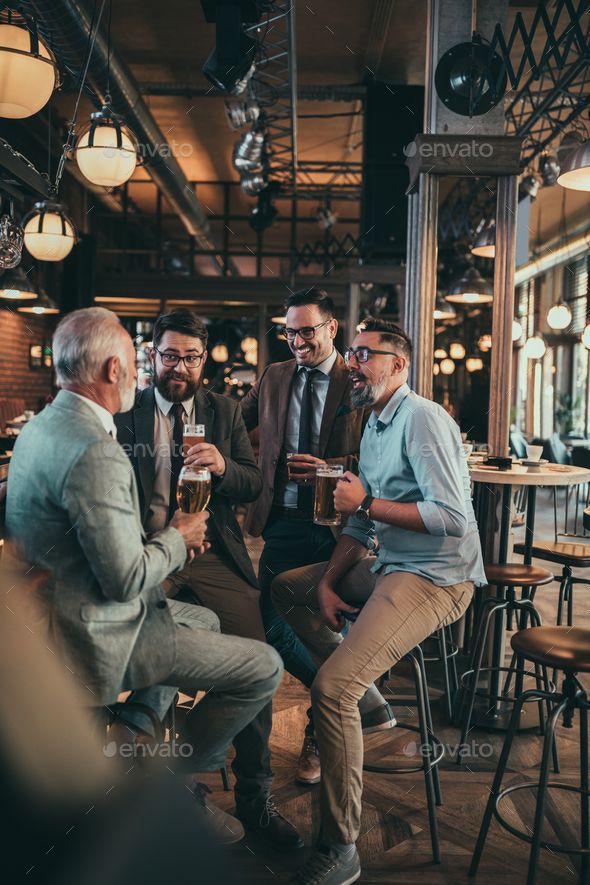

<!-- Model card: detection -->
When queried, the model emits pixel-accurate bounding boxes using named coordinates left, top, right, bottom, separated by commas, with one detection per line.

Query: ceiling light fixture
left=202, top=3, right=256, bottom=94
left=0, top=265, right=37, bottom=299
left=17, top=287, right=59, bottom=314
left=523, top=333, right=546, bottom=360
left=233, top=129, right=265, bottom=172
left=439, top=358, right=456, bottom=375
left=449, top=342, right=466, bottom=359
left=445, top=266, right=493, bottom=304
left=471, top=218, right=495, bottom=258
left=75, top=101, right=138, bottom=188
left=226, top=99, right=260, bottom=129
left=466, top=356, right=484, bottom=372
left=211, top=343, right=229, bottom=363
left=249, top=189, right=278, bottom=232
left=433, top=294, right=456, bottom=321
left=557, top=138, right=590, bottom=192
left=512, top=319, right=524, bottom=343
left=546, top=302, right=572, bottom=330
left=539, top=152, right=560, bottom=186
left=477, top=334, right=492, bottom=352
left=0, top=208, right=23, bottom=269
left=518, top=172, right=540, bottom=201
left=0, top=8, right=59, bottom=118
left=240, top=171, right=267, bottom=196
left=434, top=347, right=448, bottom=359
left=22, top=199, right=77, bottom=262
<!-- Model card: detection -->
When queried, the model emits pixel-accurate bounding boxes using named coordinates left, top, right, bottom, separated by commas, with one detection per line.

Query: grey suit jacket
left=5, top=390, right=186, bottom=703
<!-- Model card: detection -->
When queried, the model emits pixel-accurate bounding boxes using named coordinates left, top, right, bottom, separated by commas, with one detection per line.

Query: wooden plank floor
left=202, top=493, right=590, bottom=883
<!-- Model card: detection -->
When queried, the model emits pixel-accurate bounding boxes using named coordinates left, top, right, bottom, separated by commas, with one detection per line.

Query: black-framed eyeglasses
left=344, top=346, right=400, bottom=365
left=155, top=347, right=205, bottom=368
left=284, top=320, right=330, bottom=341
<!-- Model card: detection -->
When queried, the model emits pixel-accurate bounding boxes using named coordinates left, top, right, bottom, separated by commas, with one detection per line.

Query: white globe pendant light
left=512, top=319, right=524, bottom=342
left=523, top=334, right=546, bottom=360
left=440, top=358, right=456, bottom=375
left=546, top=302, right=572, bottom=330
left=582, top=324, right=590, bottom=350
left=22, top=200, right=77, bottom=262
left=75, top=103, right=138, bottom=188
left=0, top=13, right=58, bottom=118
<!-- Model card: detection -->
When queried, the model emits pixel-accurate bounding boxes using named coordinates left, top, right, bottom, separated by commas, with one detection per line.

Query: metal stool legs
left=365, top=646, right=443, bottom=863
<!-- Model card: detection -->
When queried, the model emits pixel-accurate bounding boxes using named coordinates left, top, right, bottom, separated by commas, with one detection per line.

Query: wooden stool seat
left=514, top=540, right=590, bottom=567
left=485, top=563, right=553, bottom=587
left=511, top=626, right=590, bottom=673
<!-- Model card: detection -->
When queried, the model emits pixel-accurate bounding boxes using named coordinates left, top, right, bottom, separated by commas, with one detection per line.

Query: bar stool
left=456, top=563, right=555, bottom=760
left=365, top=644, right=445, bottom=864
left=470, top=626, right=590, bottom=885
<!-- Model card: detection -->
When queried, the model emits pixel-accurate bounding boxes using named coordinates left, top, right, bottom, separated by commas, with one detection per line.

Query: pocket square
left=335, top=404, right=352, bottom=417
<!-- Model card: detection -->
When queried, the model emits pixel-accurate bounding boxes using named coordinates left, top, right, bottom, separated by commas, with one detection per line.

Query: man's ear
left=148, top=347, right=156, bottom=367
left=105, top=355, right=120, bottom=384
left=329, top=318, right=338, bottom=338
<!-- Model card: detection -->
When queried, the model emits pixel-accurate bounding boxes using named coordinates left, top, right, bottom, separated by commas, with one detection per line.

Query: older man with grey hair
left=6, top=307, right=283, bottom=844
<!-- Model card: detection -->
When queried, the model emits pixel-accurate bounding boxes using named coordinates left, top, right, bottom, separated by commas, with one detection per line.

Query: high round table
left=466, top=461, right=590, bottom=728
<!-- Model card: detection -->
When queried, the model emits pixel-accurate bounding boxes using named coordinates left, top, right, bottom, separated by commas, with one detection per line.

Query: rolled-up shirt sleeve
left=406, top=407, right=468, bottom=538
left=341, top=464, right=377, bottom=550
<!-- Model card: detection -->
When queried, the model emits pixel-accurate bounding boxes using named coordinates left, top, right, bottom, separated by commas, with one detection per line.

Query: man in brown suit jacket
left=241, top=288, right=394, bottom=786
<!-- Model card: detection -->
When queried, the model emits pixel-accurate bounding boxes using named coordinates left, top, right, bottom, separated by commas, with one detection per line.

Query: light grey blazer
left=5, top=390, right=186, bottom=704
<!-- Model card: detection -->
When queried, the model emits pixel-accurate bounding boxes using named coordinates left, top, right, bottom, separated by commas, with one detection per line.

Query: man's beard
left=117, top=370, right=136, bottom=413
left=154, top=370, right=201, bottom=403
left=350, top=371, right=390, bottom=409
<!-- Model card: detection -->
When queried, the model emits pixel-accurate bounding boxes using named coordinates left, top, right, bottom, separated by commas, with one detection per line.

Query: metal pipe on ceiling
left=33, top=0, right=236, bottom=274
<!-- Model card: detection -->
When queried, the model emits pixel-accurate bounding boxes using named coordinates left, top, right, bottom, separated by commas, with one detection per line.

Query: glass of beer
left=314, top=464, right=344, bottom=526
left=182, top=423, right=205, bottom=457
left=176, top=466, right=211, bottom=513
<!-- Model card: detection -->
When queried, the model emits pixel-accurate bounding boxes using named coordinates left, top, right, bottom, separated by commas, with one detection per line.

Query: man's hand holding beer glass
left=286, top=453, right=326, bottom=484
left=184, top=442, right=226, bottom=476
left=332, top=471, right=365, bottom=514
left=170, top=508, right=210, bottom=559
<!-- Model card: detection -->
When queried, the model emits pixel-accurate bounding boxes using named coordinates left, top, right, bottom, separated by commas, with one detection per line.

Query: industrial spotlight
left=471, top=218, right=495, bottom=258
left=539, top=152, right=560, bottom=187
left=518, top=172, right=540, bottom=201
left=201, top=2, right=257, bottom=94
left=17, top=287, right=59, bottom=314
left=240, top=171, right=267, bottom=196
left=445, top=266, right=493, bottom=305
left=0, top=265, right=37, bottom=299
left=233, top=129, right=265, bottom=172
left=226, top=99, right=260, bottom=129
left=249, top=189, right=277, bottom=232
left=557, top=138, right=590, bottom=192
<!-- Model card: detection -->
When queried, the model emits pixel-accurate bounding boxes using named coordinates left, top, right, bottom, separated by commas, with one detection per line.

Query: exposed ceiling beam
left=137, top=84, right=367, bottom=101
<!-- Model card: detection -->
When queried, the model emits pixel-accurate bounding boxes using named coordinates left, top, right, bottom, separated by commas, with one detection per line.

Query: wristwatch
left=355, top=494, right=374, bottom=522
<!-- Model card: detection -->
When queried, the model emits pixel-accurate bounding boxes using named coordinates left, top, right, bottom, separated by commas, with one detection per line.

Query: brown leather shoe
left=296, top=734, right=321, bottom=785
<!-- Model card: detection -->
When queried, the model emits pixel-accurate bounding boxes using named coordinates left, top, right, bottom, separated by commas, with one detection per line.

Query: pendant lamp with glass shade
left=75, top=101, right=138, bottom=188
left=445, top=266, right=493, bottom=305
left=439, top=358, right=456, bottom=375
left=546, top=302, right=572, bottom=330
left=0, top=265, right=37, bottom=300
left=17, top=287, right=59, bottom=314
left=512, top=319, right=524, bottom=342
left=466, top=356, right=484, bottom=372
left=582, top=324, right=590, bottom=350
left=211, top=343, right=229, bottom=363
left=22, top=196, right=77, bottom=261
left=0, top=7, right=59, bottom=118
left=471, top=219, right=495, bottom=259
left=449, top=341, right=466, bottom=359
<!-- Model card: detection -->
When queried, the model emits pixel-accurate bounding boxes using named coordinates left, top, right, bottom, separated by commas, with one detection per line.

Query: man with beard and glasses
left=241, top=288, right=395, bottom=789
left=272, top=317, right=486, bottom=885
left=114, top=308, right=301, bottom=851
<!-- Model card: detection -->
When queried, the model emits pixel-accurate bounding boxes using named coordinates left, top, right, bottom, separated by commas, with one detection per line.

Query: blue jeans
left=257, top=511, right=337, bottom=689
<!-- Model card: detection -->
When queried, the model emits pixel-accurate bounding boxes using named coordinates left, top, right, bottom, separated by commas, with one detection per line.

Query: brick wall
left=0, top=310, right=57, bottom=410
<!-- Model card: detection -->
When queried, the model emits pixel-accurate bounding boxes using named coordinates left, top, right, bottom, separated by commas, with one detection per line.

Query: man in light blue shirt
left=272, top=317, right=485, bottom=885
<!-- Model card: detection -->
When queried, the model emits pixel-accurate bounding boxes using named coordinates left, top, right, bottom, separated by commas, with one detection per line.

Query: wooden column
left=488, top=174, right=518, bottom=457
left=405, top=173, right=439, bottom=399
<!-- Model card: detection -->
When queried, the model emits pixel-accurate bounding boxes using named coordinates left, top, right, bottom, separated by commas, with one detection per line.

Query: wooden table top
left=468, top=461, right=590, bottom=486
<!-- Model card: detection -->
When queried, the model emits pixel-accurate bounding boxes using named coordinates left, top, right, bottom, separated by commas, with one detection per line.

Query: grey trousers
left=126, top=599, right=282, bottom=774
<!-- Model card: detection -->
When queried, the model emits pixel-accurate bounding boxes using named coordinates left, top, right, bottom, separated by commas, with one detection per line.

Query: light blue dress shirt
left=342, top=382, right=487, bottom=587
left=279, top=348, right=338, bottom=508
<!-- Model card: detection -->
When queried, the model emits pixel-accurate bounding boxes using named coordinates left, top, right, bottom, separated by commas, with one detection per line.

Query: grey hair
left=53, top=307, right=128, bottom=387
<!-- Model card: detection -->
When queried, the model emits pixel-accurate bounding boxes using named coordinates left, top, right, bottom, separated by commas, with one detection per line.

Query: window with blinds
left=563, top=256, right=589, bottom=334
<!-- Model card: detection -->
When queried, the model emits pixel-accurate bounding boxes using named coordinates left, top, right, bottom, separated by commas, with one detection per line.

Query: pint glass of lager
left=314, top=464, right=344, bottom=526
left=176, top=466, right=211, bottom=513
left=182, top=423, right=206, bottom=457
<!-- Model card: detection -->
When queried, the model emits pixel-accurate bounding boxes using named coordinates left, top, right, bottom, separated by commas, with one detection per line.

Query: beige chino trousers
left=272, top=558, right=473, bottom=844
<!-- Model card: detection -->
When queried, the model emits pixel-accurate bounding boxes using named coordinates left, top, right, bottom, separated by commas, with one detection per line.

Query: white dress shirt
left=145, top=389, right=196, bottom=534
left=280, top=348, right=338, bottom=508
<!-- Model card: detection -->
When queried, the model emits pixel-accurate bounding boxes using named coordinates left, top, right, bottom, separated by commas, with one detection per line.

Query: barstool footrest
left=363, top=721, right=445, bottom=775
left=494, top=781, right=590, bottom=856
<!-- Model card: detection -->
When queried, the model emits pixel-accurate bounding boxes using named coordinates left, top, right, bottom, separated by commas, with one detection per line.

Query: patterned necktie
left=168, top=402, right=185, bottom=521
left=297, top=369, right=318, bottom=511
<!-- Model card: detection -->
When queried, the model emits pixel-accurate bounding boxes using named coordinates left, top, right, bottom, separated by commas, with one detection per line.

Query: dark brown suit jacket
left=115, top=386, right=262, bottom=587
left=240, top=352, right=368, bottom=537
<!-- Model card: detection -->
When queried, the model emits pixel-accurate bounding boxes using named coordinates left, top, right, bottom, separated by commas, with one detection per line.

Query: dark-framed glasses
left=344, top=346, right=400, bottom=365
left=284, top=320, right=329, bottom=341
left=155, top=347, right=205, bottom=368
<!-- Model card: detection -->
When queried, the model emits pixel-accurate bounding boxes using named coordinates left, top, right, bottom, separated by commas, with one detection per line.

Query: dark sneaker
left=236, top=795, right=304, bottom=851
left=193, top=782, right=244, bottom=845
left=292, top=846, right=361, bottom=884
left=360, top=702, right=397, bottom=734
left=296, top=734, right=321, bottom=785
